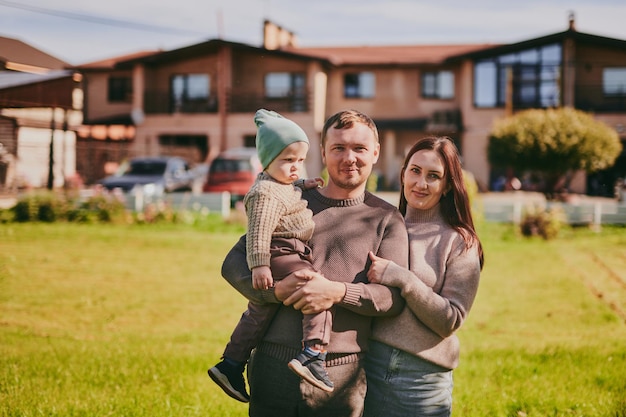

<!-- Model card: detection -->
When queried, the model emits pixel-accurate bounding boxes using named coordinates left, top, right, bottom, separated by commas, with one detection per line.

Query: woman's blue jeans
left=364, top=340, right=453, bottom=417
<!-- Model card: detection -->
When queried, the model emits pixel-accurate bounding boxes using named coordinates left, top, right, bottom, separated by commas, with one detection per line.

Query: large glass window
left=603, top=68, right=626, bottom=95
left=422, top=70, right=454, bottom=99
left=344, top=72, right=375, bottom=98
left=171, top=74, right=210, bottom=112
left=474, top=43, right=561, bottom=108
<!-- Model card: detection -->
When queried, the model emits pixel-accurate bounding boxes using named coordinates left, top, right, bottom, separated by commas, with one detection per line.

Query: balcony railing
left=144, top=90, right=310, bottom=115
left=228, top=93, right=309, bottom=113
left=505, top=78, right=626, bottom=113
left=144, top=91, right=218, bottom=114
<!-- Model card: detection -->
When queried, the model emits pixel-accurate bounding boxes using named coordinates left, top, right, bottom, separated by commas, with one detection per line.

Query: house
left=0, top=35, right=81, bottom=190
left=444, top=14, right=626, bottom=195
left=73, top=50, right=160, bottom=184
left=77, top=15, right=626, bottom=194
left=75, top=31, right=332, bottom=185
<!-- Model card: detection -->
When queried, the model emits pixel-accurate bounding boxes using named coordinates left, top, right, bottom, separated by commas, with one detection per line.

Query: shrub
left=66, top=195, right=127, bottom=223
left=520, top=206, right=564, bottom=239
left=488, top=108, right=622, bottom=197
left=12, top=192, right=69, bottom=222
left=10, top=191, right=126, bottom=224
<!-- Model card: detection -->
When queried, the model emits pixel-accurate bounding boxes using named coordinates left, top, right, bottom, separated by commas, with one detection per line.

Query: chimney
left=568, top=11, right=576, bottom=31
left=263, top=20, right=298, bottom=50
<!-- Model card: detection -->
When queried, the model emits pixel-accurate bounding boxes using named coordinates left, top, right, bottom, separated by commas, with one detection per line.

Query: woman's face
left=402, top=149, right=448, bottom=211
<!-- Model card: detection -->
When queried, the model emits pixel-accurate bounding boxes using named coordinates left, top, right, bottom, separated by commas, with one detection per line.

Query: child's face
left=265, top=141, right=309, bottom=184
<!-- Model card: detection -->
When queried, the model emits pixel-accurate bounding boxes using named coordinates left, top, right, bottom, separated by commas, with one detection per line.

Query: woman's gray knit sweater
left=371, top=204, right=481, bottom=370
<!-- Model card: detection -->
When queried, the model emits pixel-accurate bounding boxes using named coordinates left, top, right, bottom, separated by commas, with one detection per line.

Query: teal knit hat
left=254, top=109, right=309, bottom=169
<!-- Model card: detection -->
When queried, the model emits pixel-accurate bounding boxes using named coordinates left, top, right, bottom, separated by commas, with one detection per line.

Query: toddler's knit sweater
left=244, top=172, right=315, bottom=270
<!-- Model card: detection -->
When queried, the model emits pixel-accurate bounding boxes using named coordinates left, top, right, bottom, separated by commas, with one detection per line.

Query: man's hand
left=274, top=271, right=310, bottom=301
left=252, top=266, right=273, bottom=290
left=366, top=251, right=390, bottom=284
left=281, top=269, right=346, bottom=314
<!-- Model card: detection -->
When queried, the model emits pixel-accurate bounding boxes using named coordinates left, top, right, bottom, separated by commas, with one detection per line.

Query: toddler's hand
left=303, top=177, right=324, bottom=189
left=252, top=266, right=273, bottom=290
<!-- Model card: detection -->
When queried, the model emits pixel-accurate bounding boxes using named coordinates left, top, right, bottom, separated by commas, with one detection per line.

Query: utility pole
left=47, top=107, right=56, bottom=190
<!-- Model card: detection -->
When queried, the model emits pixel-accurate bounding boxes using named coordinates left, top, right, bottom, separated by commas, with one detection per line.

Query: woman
left=364, top=136, right=484, bottom=417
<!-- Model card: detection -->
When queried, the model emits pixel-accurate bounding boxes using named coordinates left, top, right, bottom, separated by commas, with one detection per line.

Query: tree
left=488, top=107, right=622, bottom=197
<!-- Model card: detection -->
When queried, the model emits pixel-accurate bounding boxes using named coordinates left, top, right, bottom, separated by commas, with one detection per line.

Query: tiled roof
left=0, top=36, right=69, bottom=70
left=286, top=43, right=497, bottom=65
left=74, top=50, right=162, bottom=70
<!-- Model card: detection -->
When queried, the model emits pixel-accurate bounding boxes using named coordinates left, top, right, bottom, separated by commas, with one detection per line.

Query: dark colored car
left=203, top=148, right=262, bottom=198
left=99, top=156, right=196, bottom=196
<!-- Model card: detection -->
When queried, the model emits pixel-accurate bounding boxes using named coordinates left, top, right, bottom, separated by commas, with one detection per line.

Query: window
left=265, top=72, right=304, bottom=97
left=474, top=62, right=497, bottom=107
left=171, top=74, right=210, bottom=112
left=474, top=43, right=561, bottom=108
left=422, top=71, right=454, bottom=99
left=243, top=135, right=256, bottom=148
left=344, top=72, right=375, bottom=98
left=603, top=68, right=626, bottom=96
left=264, top=72, right=307, bottom=111
left=108, top=76, right=132, bottom=102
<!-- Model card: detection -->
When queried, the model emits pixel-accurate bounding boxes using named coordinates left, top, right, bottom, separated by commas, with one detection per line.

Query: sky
left=2, top=0, right=626, bottom=66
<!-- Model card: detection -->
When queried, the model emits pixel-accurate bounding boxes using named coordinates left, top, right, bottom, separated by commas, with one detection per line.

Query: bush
left=520, top=206, right=564, bottom=239
left=66, top=195, right=127, bottom=223
left=4, top=190, right=243, bottom=228
left=488, top=108, right=622, bottom=197
left=10, top=191, right=126, bottom=224
left=12, top=192, right=69, bottom=222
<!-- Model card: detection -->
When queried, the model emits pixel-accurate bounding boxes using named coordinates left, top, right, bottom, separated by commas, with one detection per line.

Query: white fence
left=122, top=191, right=232, bottom=219
left=481, top=194, right=626, bottom=225
left=372, top=191, right=626, bottom=225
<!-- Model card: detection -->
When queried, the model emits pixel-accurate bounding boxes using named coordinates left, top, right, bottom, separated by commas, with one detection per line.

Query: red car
left=203, top=148, right=262, bottom=199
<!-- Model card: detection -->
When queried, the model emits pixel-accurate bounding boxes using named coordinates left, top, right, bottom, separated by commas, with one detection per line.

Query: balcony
left=228, top=92, right=309, bottom=113
left=143, top=90, right=310, bottom=115
left=144, top=90, right=218, bottom=114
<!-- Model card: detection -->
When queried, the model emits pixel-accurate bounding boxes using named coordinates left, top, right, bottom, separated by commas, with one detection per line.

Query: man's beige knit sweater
left=371, top=204, right=481, bottom=370
left=244, top=172, right=315, bottom=270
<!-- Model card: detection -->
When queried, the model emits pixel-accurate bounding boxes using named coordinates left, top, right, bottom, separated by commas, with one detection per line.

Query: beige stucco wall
left=84, top=70, right=133, bottom=121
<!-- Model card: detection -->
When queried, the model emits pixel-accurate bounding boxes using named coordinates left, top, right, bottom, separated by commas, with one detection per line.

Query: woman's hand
left=366, top=251, right=390, bottom=284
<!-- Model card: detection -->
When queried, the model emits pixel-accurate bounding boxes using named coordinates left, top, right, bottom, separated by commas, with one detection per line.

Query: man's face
left=321, top=123, right=380, bottom=195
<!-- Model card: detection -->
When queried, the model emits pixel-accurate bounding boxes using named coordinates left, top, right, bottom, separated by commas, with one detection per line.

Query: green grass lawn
left=1, top=220, right=625, bottom=416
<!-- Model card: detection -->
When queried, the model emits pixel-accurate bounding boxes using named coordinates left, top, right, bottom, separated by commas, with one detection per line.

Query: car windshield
left=126, top=161, right=167, bottom=176
left=210, top=159, right=252, bottom=173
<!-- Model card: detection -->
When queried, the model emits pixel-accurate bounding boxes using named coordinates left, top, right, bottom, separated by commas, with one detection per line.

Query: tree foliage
left=488, top=107, right=622, bottom=195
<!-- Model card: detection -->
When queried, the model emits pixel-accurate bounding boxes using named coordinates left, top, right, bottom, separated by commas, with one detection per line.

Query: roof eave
left=445, top=29, right=626, bottom=62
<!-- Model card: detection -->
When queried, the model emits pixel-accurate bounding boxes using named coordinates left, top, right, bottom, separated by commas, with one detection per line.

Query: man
left=219, top=109, right=409, bottom=416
